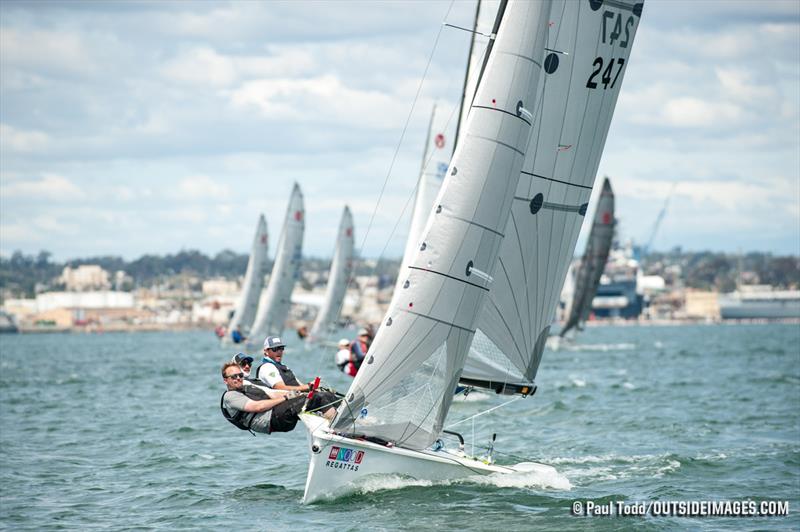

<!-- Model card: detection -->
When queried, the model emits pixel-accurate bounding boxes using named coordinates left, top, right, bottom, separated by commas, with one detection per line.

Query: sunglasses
left=268, top=347, right=285, bottom=352
left=225, top=373, right=244, bottom=380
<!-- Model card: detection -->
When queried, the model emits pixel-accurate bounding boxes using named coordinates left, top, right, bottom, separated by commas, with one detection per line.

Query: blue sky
left=1, top=0, right=798, bottom=261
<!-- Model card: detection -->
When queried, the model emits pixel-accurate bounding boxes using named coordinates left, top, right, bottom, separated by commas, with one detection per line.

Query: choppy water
left=1, top=323, right=798, bottom=530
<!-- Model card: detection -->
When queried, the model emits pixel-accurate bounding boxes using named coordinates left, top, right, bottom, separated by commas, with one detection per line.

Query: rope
left=357, top=0, right=456, bottom=278
left=444, top=395, right=522, bottom=429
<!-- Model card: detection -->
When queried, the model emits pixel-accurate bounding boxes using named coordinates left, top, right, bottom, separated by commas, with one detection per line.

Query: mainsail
left=250, top=183, right=305, bottom=341
left=560, top=177, right=615, bottom=337
left=462, top=0, right=644, bottom=394
left=308, top=206, right=355, bottom=340
left=227, top=214, right=269, bottom=336
left=332, top=0, right=552, bottom=450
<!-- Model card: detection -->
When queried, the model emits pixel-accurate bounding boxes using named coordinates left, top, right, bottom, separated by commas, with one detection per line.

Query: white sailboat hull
left=300, top=414, right=552, bottom=503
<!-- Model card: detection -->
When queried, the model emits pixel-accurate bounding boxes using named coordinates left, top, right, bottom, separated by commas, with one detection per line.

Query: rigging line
left=442, top=22, right=493, bottom=38
left=444, top=395, right=522, bottom=429
left=357, top=0, right=457, bottom=273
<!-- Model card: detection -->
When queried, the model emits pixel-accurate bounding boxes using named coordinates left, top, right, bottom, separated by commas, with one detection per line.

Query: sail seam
left=520, top=170, right=593, bottom=190
left=438, top=212, right=505, bottom=238
left=470, top=134, right=526, bottom=157
left=398, top=308, right=476, bottom=334
left=471, top=105, right=532, bottom=127
left=407, top=266, right=490, bottom=292
left=496, top=50, right=542, bottom=69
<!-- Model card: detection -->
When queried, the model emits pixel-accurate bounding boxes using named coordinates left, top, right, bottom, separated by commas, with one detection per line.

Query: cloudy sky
left=1, top=0, right=798, bottom=261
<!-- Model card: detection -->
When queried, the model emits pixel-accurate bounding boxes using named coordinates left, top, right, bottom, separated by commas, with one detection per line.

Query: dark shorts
left=267, top=391, right=342, bottom=433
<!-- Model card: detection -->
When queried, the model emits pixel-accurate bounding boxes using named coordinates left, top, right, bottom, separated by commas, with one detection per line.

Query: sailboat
left=308, top=206, right=355, bottom=342
left=460, top=0, right=643, bottom=395
left=560, top=177, right=615, bottom=337
left=248, top=183, right=305, bottom=345
left=224, top=214, right=269, bottom=343
left=300, top=0, right=643, bottom=503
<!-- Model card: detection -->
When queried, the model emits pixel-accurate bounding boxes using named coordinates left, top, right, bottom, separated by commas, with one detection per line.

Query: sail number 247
left=586, top=10, right=634, bottom=90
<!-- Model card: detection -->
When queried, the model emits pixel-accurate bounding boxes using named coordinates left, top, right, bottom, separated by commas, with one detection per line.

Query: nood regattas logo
left=325, top=446, right=365, bottom=471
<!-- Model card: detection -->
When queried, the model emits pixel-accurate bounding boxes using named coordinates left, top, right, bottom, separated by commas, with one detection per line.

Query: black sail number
left=586, top=57, right=625, bottom=90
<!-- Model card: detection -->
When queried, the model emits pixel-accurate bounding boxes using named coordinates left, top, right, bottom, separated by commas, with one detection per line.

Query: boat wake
left=561, top=342, right=636, bottom=352
left=332, top=463, right=571, bottom=500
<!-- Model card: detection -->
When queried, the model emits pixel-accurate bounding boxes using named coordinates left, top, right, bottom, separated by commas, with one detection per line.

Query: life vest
left=220, top=385, right=271, bottom=434
left=349, top=339, right=368, bottom=371
left=256, top=358, right=301, bottom=387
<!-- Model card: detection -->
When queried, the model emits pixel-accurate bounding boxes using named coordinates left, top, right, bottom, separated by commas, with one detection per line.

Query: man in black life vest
left=220, top=362, right=336, bottom=435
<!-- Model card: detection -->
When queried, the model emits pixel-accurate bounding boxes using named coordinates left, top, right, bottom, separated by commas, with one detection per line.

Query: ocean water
left=1, top=323, right=798, bottom=530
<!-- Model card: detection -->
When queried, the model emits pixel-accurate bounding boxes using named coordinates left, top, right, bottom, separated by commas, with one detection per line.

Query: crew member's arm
left=258, top=364, right=312, bottom=392
left=243, top=393, right=304, bottom=413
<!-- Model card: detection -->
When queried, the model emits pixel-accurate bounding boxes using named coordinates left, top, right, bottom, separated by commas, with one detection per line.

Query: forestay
left=332, top=0, right=552, bottom=450
left=250, top=183, right=305, bottom=340
left=463, top=0, right=644, bottom=393
left=309, top=206, right=355, bottom=340
left=561, top=177, right=615, bottom=337
left=227, top=214, right=269, bottom=336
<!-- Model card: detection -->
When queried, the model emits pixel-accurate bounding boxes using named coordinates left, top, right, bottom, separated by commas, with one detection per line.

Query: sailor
left=231, top=325, right=246, bottom=344
left=232, top=352, right=255, bottom=381
left=256, top=335, right=343, bottom=410
left=334, top=338, right=356, bottom=376
left=220, top=362, right=335, bottom=435
left=348, top=328, right=371, bottom=374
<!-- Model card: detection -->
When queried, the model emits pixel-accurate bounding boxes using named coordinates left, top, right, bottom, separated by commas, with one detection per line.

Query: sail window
left=403, top=280, right=410, bottom=289
left=420, top=242, right=427, bottom=251
left=530, top=193, right=544, bottom=214
left=544, top=53, right=559, bottom=74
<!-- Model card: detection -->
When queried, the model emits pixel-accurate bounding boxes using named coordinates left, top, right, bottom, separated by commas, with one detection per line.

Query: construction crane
left=641, top=183, right=677, bottom=257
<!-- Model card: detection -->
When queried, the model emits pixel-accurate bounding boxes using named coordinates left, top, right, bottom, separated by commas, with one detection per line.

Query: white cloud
left=177, top=175, right=231, bottom=199
left=0, top=28, right=96, bottom=75
left=2, top=173, right=85, bottom=200
left=0, top=124, right=50, bottom=153
left=160, top=47, right=237, bottom=87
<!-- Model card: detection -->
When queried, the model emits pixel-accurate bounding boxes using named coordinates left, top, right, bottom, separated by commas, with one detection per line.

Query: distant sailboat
left=461, top=0, right=643, bottom=395
left=225, top=214, right=269, bottom=343
left=249, top=183, right=305, bottom=344
left=560, top=177, right=615, bottom=337
left=308, top=206, right=355, bottom=341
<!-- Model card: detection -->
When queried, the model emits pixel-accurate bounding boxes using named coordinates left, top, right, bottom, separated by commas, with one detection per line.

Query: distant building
left=201, top=278, right=238, bottom=297
left=60, top=265, right=110, bottom=291
left=684, top=290, right=720, bottom=320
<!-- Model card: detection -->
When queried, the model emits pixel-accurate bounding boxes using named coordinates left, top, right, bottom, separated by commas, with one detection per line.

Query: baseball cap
left=338, top=338, right=350, bottom=347
left=264, top=336, right=286, bottom=349
left=232, top=352, right=254, bottom=365
left=357, top=328, right=370, bottom=336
